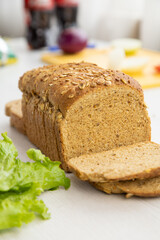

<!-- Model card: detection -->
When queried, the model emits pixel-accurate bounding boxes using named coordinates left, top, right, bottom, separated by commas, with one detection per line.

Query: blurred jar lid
left=111, top=38, right=141, bottom=55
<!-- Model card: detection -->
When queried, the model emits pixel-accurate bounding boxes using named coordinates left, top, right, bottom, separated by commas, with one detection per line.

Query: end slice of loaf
left=5, top=100, right=26, bottom=134
left=92, top=177, right=160, bottom=197
left=68, top=142, right=160, bottom=182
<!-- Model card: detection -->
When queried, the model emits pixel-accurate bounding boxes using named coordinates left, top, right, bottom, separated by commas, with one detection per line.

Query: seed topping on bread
left=19, top=62, right=142, bottom=116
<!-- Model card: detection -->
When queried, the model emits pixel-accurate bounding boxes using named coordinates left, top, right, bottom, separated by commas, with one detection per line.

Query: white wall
left=0, top=0, right=25, bottom=37
left=0, top=0, right=159, bottom=50
left=140, top=0, right=160, bottom=50
left=78, top=0, right=145, bottom=40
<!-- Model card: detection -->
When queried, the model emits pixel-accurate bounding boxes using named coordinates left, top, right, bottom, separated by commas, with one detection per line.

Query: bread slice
left=118, top=177, right=160, bottom=197
left=92, top=177, right=160, bottom=197
left=5, top=100, right=25, bottom=134
left=68, top=142, right=160, bottom=182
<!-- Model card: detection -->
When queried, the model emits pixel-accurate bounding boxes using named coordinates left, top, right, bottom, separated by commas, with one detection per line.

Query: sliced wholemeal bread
left=5, top=100, right=25, bottom=134
left=92, top=177, right=160, bottom=197
left=6, top=99, right=160, bottom=197
left=68, top=142, right=160, bottom=182
left=117, top=177, right=160, bottom=197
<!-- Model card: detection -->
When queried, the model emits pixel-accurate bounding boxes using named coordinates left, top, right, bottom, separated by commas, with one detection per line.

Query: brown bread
left=7, top=62, right=151, bottom=171
left=91, top=182, right=123, bottom=194
left=5, top=100, right=25, bottom=134
left=92, top=177, right=160, bottom=198
left=68, top=142, right=160, bottom=182
left=6, top=100, right=160, bottom=197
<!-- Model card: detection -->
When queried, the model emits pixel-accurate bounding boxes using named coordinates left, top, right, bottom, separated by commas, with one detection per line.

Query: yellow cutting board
left=41, top=48, right=160, bottom=89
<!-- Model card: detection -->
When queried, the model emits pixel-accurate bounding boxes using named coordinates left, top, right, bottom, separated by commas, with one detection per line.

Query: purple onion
left=58, top=28, right=88, bottom=53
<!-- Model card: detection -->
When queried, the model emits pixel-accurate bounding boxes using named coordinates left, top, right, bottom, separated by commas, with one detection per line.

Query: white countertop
left=1, top=39, right=160, bottom=240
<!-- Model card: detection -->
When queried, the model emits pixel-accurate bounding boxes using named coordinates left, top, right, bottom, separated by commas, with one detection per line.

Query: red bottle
left=25, top=0, right=55, bottom=49
left=55, top=0, right=79, bottom=29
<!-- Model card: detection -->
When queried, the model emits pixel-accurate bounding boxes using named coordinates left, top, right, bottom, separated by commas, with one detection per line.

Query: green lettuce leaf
left=0, top=183, right=50, bottom=230
left=26, top=148, right=70, bottom=190
left=0, top=132, right=70, bottom=230
left=0, top=133, right=70, bottom=192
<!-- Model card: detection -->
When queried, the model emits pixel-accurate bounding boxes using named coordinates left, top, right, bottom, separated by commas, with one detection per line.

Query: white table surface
left=1, top=38, right=160, bottom=240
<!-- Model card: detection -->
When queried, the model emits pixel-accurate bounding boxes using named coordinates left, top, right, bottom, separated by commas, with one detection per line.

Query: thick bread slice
left=68, top=142, right=160, bottom=182
left=92, top=177, right=160, bottom=197
left=117, top=177, right=160, bottom=197
left=5, top=100, right=26, bottom=134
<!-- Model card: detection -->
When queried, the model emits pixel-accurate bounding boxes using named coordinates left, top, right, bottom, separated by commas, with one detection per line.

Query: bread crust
left=19, top=62, right=143, bottom=116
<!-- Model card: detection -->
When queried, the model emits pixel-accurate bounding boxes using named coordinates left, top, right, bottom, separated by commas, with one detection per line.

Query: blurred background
left=0, top=0, right=160, bottom=50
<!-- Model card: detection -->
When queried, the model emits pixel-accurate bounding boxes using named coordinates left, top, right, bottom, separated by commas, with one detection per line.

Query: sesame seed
left=121, top=78, right=127, bottom=84
left=71, top=81, right=78, bottom=85
left=96, top=79, right=105, bottom=85
left=57, top=112, right=63, bottom=119
left=61, top=86, right=68, bottom=95
left=61, top=89, right=68, bottom=95
left=78, top=83, right=85, bottom=89
left=68, top=94, right=74, bottom=98
left=42, top=96, right=46, bottom=101
left=57, top=112, right=63, bottom=122
left=103, top=74, right=108, bottom=78
left=78, top=76, right=84, bottom=80
left=85, top=82, right=90, bottom=87
left=104, top=81, right=112, bottom=86
left=90, top=82, right=97, bottom=88
left=106, top=76, right=112, bottom=81
left=92, top=70, right=98, bottom=74
left=39, top=103, right=44, bottom=111
left=43, top=77, right=49, bottom=81
left=61, top=74, right=68, bottom=77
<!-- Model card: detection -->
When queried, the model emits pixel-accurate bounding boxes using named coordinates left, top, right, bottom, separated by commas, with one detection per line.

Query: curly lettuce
left=0, top=132, right=70, bottom=230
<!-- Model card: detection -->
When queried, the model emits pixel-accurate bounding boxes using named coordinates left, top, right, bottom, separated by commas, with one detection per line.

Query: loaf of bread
left=6, top=100, right=160, bottom=198
left=5, top=104, right=160, bottom=197
left=9, top=62, right=151, bottom=172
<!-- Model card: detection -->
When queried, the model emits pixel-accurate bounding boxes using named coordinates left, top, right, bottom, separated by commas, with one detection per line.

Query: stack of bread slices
left=6, top=62, right=160, bottom=198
